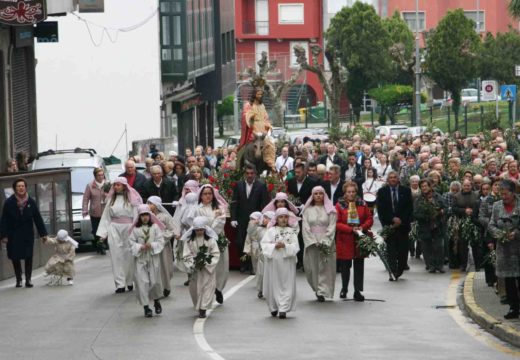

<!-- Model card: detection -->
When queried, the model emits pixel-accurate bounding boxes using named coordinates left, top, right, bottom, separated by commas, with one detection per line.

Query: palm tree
left=509, top=0, right=520, bottom=18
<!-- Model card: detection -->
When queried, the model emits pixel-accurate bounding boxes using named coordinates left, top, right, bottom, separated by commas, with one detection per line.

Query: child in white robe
left=44, top=229, right=78, bottom=286
left=174, top=192, right=200, bottom=275
left=128, top=205, right=165, bottom=318
left=181, top=216, right=220, bottom=318
left=262, top=208, right=300, bottom=319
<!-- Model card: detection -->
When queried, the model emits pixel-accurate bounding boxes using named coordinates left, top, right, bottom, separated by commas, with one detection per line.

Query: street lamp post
left=415, top=0, right=421, bottom=127
left=476, top=0, right=481, bottom=102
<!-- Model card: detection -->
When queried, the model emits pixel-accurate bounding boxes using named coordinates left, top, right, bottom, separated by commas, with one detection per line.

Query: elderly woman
left=97, top=177, right=142, bottom=293
left=147, top=196, right=175, bottom=297
left=335, top=181, right=373, bottom=301
left=488, top=180, right=520, bottom=319
left=302, top=186, right=337, bottom=302
left=82, top=167, right=109, bottom=255
left=196, top=184, right=229, bottom=304
left=0, top=178, right=47, bottom=288
left=409, top=175, right=421, bottom=200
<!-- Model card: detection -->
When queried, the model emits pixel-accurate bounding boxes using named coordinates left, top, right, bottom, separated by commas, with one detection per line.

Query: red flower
left=224, top=173, right=230, bottom=178
left=268, top=183, right=275, bottom=192
left=214, top=185, right=219, bottom=190
left=227, top=189, right=233, bottom=195
left=231, top=181, right=237, bottom=188
left=209, top=176, right=216, bottom=183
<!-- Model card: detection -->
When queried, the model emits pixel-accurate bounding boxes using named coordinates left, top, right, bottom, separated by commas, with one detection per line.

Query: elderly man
left=119, top=160, right=147, bottom=195
left=275, top=146, right=294, bottom=172
left=141, top=165, right=177, bottom=215
left=319, top=143, right=344, bottom=171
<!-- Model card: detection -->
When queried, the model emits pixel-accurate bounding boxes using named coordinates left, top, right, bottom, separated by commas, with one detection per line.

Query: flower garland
left=216, top=233, right=229, bottom=252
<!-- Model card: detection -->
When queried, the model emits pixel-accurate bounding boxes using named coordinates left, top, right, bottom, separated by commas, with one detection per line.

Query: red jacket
left=335, top=200, right=374, bottom=260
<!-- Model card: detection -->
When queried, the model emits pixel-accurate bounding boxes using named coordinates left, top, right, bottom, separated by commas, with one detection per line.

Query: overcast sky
left=35, top=0, right=160, bottom=159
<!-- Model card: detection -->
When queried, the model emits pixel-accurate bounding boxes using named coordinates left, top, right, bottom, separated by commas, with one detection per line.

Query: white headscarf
left=147, top=196, right=172, bottom=219
left=57, top=229, right=79, bottom=249
left=180, top=216, right=218, bottom=241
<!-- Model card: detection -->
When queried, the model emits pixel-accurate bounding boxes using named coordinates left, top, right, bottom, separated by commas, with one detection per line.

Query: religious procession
left=2, top=87, right=520, bottom=324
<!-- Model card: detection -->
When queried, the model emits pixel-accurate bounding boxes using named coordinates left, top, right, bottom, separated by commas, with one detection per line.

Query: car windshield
left=390, top=128, right=408, bottom=135
left=71, top=167, right=94, bottom=193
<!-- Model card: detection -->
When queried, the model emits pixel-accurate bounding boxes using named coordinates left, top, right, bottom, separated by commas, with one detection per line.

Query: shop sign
left=0, top=0, right=46, bottom=26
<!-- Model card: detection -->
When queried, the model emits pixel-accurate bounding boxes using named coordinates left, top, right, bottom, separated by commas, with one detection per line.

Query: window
left=290, top=41, right=308, bottom=68
left=402, top=11, right=425, bottom=32
left=279, top=3, right=304, bottom=24
left=464, top=11, right=485, bottom=32
left=255, top=41, right=269, bottom=72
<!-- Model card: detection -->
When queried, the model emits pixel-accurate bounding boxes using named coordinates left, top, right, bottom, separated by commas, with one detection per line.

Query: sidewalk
left=463, top=271, right=520, bottom=347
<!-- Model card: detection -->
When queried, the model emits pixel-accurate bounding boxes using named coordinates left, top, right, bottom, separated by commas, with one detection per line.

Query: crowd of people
left=3, top=120, right=520, bottom=320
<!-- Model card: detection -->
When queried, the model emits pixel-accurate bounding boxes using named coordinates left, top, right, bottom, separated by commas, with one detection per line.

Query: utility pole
left=414, top=0, right=421, bottom=127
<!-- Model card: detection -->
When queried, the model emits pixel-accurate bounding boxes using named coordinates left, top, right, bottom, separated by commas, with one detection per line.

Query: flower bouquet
left=460, top=217, right=481, bottom=247
left=102, top=181, right=112, bottom=193
left=379, top=225, right=396, bottom=240
left=356, top=231, right=378, bottom=257
left=317, top=242, right=332, bottom=263
left=483, top=249, right=497, bottom=266
left=216, top=233, right=229, bottom=252
left=212, top=168, right=244, bottom=203
left=193, top=245, right=213, bottom=271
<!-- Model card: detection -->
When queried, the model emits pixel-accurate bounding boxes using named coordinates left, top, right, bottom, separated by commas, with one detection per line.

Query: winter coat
left=335, top=199, right=373, bottom=260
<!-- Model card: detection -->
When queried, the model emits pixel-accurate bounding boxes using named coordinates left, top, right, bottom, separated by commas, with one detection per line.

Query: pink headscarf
left=262, top=192, right=299, bottom=214
left=302, top=186, right=337, bottom=215
left=105, top=177, right=143, bottom=207
left=269, top=207, right=300, bottom=228
left=179, top=180, right=200, bottom=205
left=129, top=204, right=166, bottom=234
left=198, top=184, right=229, bottom=212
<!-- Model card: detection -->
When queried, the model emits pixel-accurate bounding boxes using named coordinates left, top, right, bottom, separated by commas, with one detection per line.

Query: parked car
left=222, top=135, right=241, bottom=149
left=375, top=125, right=409, bottom=137
left=31, top=148, right=107, bottom=245
left=406, top=126, right=444, bottom=137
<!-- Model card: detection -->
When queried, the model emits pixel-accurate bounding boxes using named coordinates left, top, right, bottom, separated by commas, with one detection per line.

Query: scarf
left=94, top=180, right=105, bottom=189
left=346, top=201, right=360, bottom=225
left=15, top=193, right=28, bottom=213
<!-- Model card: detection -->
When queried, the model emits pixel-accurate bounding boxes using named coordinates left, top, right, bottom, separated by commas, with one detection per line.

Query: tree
left=384, top=11, right=415, bottom=85
left=479, top=30, right=520, bottom=86
left=424, top=9, right=481, bottom=130
left=368, top=85, right=414, bottom=125
left=509, top=0, right=520, bottom=18
left=241, top=52, right=301, bottom=127
left=216, top=95, right=234, bottom=137
left=326, top=2, right=392, bottom=121
left=294, top=44, right=347, bottom=129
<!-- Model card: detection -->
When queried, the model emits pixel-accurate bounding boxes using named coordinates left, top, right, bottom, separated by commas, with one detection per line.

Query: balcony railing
left=236, top=52, right=305, bottom=83
left=242, top=21, right=269, bottom=35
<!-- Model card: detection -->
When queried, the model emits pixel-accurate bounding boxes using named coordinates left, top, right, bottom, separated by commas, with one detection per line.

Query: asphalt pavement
left=0, top=250, right=519, bottom=360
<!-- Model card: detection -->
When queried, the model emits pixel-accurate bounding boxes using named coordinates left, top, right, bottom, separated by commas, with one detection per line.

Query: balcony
left=236, top=52, right=304, bottom=84
left=242, top=21, right=269, bottom=35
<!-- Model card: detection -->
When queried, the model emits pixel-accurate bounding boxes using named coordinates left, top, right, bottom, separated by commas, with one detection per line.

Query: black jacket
left=119, top=171, right=147, bottom=196
left=287, top=176, right=318, bottom=206
left=318, top=154, right=344, bottom=168
left=341, top=162, right=364, bottom=188
left=141, top=178, right=177, bottom=214
left=323, top=179, right=345, bottom=205
left=376, top=185, right=413, bottom=231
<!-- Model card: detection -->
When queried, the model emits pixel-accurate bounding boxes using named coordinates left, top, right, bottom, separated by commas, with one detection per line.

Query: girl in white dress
left=97, top=177, right=142, bottom=293
left=195, top=184, right=229, bottom=305
left=128, top=205, right=165, bottom=317
left=302, top=186, right=337, bottom=302
left=147, top=196, right=176, bottom=297
left=262, top=208, right=300, bottom=319
left=244, top=212, right=263, bottom=298
left=181, top=216, right=221, bottom=318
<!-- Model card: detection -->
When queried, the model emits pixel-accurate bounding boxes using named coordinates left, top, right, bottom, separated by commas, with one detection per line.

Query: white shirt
left=246, top=181, right=254, bottom=198
left=325, top=153, right=336, bottom=171
left=330, top=180, right=340, bottom=198
left=153, top=179, right=163, bottom=188
left=376, top=163, right=391, bottom=181
left=344, top=164, right=356, bottom=181
left=297, top=180, right=304, bottom=193
left=275, top=155, right=294, bottom=172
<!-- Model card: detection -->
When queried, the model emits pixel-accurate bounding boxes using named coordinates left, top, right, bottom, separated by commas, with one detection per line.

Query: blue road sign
left=501, top=85, right=517, bottom=101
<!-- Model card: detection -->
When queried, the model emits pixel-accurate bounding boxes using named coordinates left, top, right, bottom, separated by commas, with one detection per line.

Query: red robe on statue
left=238, top=102, right=254, bottom=150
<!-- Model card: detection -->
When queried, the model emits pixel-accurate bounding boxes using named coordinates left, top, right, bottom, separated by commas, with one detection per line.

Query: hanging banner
left=78, top=0, right=104, bottom=13
left=0, top=0, right=46, bottom=26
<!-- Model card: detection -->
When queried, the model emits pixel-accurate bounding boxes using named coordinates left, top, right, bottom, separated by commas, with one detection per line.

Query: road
left=0, top=252, right=518, bottom=360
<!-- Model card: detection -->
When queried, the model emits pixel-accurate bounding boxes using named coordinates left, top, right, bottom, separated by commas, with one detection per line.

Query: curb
left=463, top=272, right=520, bottom=348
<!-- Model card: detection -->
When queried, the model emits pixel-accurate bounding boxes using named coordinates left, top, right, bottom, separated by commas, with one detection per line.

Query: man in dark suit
left=323, top=164, right=344, bottom=205
left=376, top=170, right=413, bottom=280
left=287, top=162, right=318, bottom=268
left=341, top=152, right=364, bottom=194
left=119, top=160, right=147, bottom=196
left=318, top=143, right=344, bottom=170
left=231, top=164, right=269, bottom=272
left=141, top=165, right=177, bottom=214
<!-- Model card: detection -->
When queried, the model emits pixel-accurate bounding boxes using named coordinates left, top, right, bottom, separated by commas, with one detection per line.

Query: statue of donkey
left=240, top=133, right=271, bottom=175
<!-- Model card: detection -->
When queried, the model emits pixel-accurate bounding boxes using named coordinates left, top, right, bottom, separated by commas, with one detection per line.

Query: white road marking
left=446, top=271, right=520, bottom=357
left=193, top=275, right=255, bottom=360
left=0, top=255, right=94, bottom=289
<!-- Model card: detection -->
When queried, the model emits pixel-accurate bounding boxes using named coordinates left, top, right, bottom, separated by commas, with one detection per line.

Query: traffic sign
left=481, top=80, right=497, bottom=101
left=516, top=65, right=520, bottom=77
left=501, top=85, right=517, bottom=101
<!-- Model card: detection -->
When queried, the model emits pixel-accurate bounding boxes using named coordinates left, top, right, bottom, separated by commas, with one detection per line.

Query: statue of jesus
left=238, top=88, right=276, bottom=172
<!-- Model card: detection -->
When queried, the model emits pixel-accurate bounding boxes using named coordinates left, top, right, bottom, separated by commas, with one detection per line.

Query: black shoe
left=199, top=309, right=206, bottom=318
left=487, top=282, right=495, bottom=287
left=250, top=269, right=256, bottom=276
left=501, top=296, right=509, bottom=305
left=15, top=280, right=22, bottom=288
left=437, top=268, right=445, bottom=274
left=25, top=281, right=33, bottom=288
left=429, top=269, right=436, bottom=274
left=240, top=266, right=246, bottom=274
left=127, top=285, right=133, bottom=291
left=271, top=311, right=278, bottom=317
left=317, top=295, right=325, bottom=302
left=389, top=277, right=395, bottom=282
left=279, top=312, right=287, bottom=319
left=99, top=248, right=106, bottom=255
left=154, top=300, right=162, bottom=315
left=215, top=289, right=224, bottom=304
left=257, top=291, right=263, bottom=299
left=144, top=306, right=153, bottom=318
left=410, top=250, right=415, bottom=257
left=354, top=291, right=365, bottom=302
left=404, top=265, right=410, bottom=271
left=415, top=254, right=421, bottom=259
left=163, top=289, right=170, bottom=298
left=184, top=280, right=190, bottom=286
left=504, top=309, right=519, bottom=319
left=115, top=288, right=125, bottom=294
left=340, top=290, right=347, bottom=299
